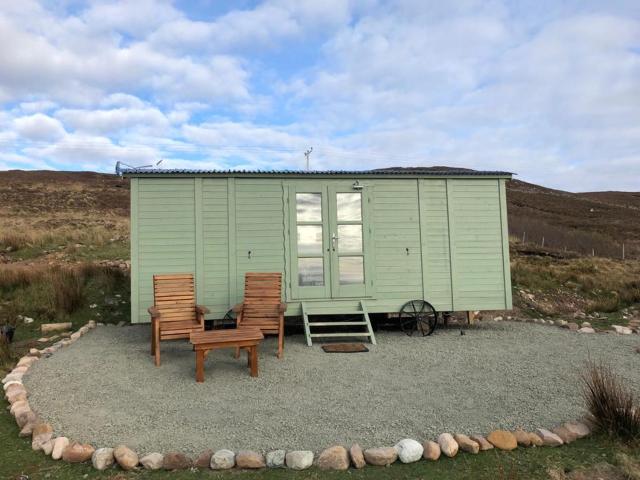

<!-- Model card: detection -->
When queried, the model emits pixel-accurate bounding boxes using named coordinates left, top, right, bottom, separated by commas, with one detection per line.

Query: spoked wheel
left=399, top=300, right=438, bottom=336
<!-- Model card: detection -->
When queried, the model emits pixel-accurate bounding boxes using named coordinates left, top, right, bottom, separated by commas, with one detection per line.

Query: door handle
left=331, top=233, right=339, bottom=251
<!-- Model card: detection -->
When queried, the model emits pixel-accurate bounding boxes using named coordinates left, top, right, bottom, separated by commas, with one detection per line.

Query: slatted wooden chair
left=148, top=273, right=209, bottom=366
left=234, top=272, right=287, bottom=359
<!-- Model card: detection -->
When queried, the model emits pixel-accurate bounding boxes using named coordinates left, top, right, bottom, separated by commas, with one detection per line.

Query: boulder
left=487, top=430, right=517, bottom=450
left=62, top=442, right=95, bottom=463
left=513, top=429, right=531, bottom=447
left=31, top=423, right=54, bottom=450
left=52, top=437, right=69, bottom=460
left=437, top=433, right=458, bottom=457
left=317, top=446, right=349, bottom=470
left=210, top=449, right=235, bottom=470
left=453, top=434, right=479, bottom=454
left=163, top=452, right=192, bottom=470
left=536, top=428, right=564, bottom=447
left=113, top=445, right=139, bottom=470
left=470, top=435, right=494, bottom=451
left=552, top=426, right=578, bottom=444
left=235, top=450, right=265, bottom=469
left=194, top=449, right=213, bottom=469
left=349, top=444, right=366, bottom=469
left=140, top=453, right=164, bottom=470
left=266, top=450, right=286, bottom=468
left=578, top=327, right=595, bottom=334
left=564, top=421, right=590, bottom=439
left=42, top=439, right=54, bottom=456
left=566, top=322, right=579, bottom=331
left=364, top=447, right=398, bottom=466
left=16, top=410, right=37, bottom=429
left=92, top=448, right=115, bottom=470
left=285, top=450, right=314, bottom=470
left=19, top=422, right=37, bottom=437
left=422, top=440, right=441, bottom=460
left=528, top=432, right=544, bottom=447
left=581, top=321, right=592, bottom=328
left=612, top=325, right=633, bottom=335
left=10, top=400, right=29, bottom=415
left=4, top=381, right=24, bottom=393
left=395, top=439, right=423, bottom=463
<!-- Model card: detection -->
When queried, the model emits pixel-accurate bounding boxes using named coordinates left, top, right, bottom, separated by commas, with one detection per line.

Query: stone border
left=492, top=315, right=637, bottom=335
left=3, top=321, right=594, bottom=472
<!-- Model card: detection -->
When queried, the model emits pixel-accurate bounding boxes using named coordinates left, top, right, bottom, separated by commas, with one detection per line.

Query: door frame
left=285, top=180, right=376, bottom=301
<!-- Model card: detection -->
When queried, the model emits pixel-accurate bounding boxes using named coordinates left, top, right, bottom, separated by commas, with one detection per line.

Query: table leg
left=246, top=347, right=251, bottom=368
left=249, top=345, right=258, bottom=377
left=196, top=349, right=205, bottom=383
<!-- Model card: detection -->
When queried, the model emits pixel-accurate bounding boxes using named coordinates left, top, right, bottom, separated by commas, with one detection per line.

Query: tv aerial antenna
left=304, top=147, right=313, bottom=171
left=115, top=159, right=163, bottom=176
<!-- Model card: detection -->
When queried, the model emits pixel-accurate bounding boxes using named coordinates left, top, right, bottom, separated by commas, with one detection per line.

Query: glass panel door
left=290, top=187, right=331, bottom=299
left=329, top=187, right=369, bottom=298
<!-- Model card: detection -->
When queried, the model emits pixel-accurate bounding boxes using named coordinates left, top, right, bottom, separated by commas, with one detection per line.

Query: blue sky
left=0, top=1, right=638, bottom=191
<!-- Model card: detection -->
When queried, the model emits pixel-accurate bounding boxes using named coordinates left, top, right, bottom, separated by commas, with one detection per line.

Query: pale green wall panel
left=447, top=179, right=507, bottom=311
left=419, top=179, right=453, bottom=311
left=135, top=178, right=196, bottom=323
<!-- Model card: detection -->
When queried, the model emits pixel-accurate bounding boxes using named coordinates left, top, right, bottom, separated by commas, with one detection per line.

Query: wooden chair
left=148, top=273, right=209, bottom=366
left=234, top=272, right=287, bottom=359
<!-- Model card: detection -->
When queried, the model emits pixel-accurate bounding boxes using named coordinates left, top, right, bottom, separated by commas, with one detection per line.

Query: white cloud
left=14, top=113, right=66, bottom=141
left=55, top=107, right=170, bottom=135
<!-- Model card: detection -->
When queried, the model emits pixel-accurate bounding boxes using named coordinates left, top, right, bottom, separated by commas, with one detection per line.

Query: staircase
left=301, top=300, right=377, bottom=347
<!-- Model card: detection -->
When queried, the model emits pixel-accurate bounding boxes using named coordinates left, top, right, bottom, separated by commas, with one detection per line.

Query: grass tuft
left=582, top=359, right=640, bottom=443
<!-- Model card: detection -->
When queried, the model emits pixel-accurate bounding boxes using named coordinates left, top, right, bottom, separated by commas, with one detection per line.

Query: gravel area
left=24, top=322, right=640, bottom=455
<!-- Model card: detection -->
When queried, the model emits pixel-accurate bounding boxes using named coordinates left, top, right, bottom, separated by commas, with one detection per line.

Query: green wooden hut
left=122, top=167, right=512, bottom=343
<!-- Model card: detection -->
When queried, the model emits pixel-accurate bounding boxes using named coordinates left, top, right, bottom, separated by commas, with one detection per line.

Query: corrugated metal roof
left=119, top=167, right=513, bottom=177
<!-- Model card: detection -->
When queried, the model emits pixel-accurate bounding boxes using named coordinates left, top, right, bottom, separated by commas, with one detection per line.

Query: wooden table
left=189, top=328, right=264, bottom=383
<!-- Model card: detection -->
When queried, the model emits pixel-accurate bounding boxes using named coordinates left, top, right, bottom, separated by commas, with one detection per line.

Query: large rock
left=364, top=447, right=398, bottom=466
left=395, top=439, right=423, bottom=463
left=552, top=426, right=578, bottom=444
left=566, top=322, right=579, bottom=331
left=437, top=433, right=458, bottom=457
left=612, top=325, right=633, bottom=335
left=349, top=444, right=366, bottom=469
left=42, top=439, right=54, bottom=456
left=194, top=449, right=213, bottom=469
left=32, top=422, right=54, bottom=451
left=113, top=445, right=139, bottom=470
left=528, top=432, right=544, bottom=447
left=536, top=428, right=564, bottom=447
left=317, top=446, right=349, bottom=470
left=513, top=429, right=531, bottom=447
left=163, top=452, right=192, bottom=470
left=235, top=450, right=265, bottom=469
left=210, top=449, right=235, bottom=470
left=92, top=448, right=115, bottom=470
left=470, top=435, right=494, bottom=451
left=454, top=434, right=479, bottom=454
left=140, top=453, right=164, bottom=470
left=564, top=421, right=590, bottom=439
left=578, top=327, right=595, bottom=333
left=286, top=450, right=314, bottom=470
left=16, top=410, right=37, bottom=429
left=266, top=450, right=285, bottom=468
left=423, top=440, right=441, bottom=460
left=487, top=430, right=517, bottom=450
left=52, top=437, right=69, bottom=460
left=20, top=421, right=37, bottom=437
left=62, top=442, right=95, bottom=463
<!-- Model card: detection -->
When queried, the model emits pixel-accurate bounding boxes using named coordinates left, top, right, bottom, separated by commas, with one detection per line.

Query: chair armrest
left=232, top=303, right=244, bottom=314
left=278, top=303, right=287, bottom=314
left=148, top=306, right=160, bottom=318
left=195, top=305, right=210, bottom=315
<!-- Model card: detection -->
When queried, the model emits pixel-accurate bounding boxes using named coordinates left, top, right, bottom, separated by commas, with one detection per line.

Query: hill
left=0, top=169, right=638, bottom=260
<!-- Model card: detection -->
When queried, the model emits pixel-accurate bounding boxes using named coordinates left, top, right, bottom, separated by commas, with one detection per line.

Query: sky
left=0, top=1, right=639, bottom=192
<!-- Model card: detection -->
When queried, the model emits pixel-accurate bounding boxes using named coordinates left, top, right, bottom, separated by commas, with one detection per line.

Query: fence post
left=522, top=231, right=526, bottom=243
left=622, top=243, right=625, bottom=260
left=541, top=236, right=545, bottom=248
left=592, top=248, right=595, bottom=257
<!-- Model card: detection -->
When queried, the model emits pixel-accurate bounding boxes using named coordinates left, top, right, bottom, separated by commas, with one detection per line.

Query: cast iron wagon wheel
left=399, top=300, right=438, bottom=336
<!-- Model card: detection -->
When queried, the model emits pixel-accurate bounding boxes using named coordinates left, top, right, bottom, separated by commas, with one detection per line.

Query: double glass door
left=290, top=183, right=371, bottom=299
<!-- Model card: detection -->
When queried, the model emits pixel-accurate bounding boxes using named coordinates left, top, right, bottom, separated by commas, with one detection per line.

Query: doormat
left=321, top=343, right=369, bottom=353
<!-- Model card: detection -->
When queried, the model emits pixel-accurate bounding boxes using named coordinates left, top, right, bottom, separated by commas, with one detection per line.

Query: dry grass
left=582, top=360, right=640, bottom=443
left=512, top=255, right=640, bottom=313
left=616, top=453, right=640, bottom=480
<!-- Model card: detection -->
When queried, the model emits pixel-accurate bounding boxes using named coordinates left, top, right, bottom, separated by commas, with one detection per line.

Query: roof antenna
left=115, top=159, right=163, bottom=176
left=304, top=147, right=313, bottom=171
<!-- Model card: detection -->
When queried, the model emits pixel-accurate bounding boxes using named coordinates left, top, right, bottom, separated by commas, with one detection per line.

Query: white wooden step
left=309, top=332, right=373, bottom=338
left=308, top=321, right=368, bottom=327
